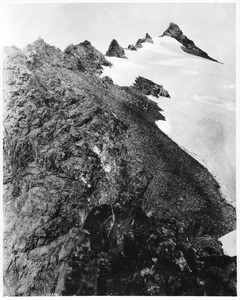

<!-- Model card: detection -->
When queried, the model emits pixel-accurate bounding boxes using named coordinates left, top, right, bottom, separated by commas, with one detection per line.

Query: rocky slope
left=64, top=40, right=112, bottom=74
left=105, top=39, right=127, bottom=59
left=133, top=76, right=170, bottom=98
left=161, top=22, right=221, bottom=63
left=3, top=38, right=236, bottom=296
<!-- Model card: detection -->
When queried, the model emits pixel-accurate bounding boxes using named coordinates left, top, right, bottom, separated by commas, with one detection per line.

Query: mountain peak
left=29, top=37, right=50, bottom=49
left=106, top=39, right=127, bottom=59
left=128, top=44, right=137, bottom=51
left=78, top=40, right=92, bottom=48
left=133, top=76, right=170, bottom=98
left=64, top=41, right=112, bottom=74
left=163, top=22, right=183, bottom=38
left=145, top=33, right=151, bottom=39
left=135, top=33, right=154, bottom=49
left=162, top=22, right=221, bottom=63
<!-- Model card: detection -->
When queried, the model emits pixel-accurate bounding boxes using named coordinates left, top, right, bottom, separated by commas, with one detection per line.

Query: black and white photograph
left=0, top=0, right=238, bottom=296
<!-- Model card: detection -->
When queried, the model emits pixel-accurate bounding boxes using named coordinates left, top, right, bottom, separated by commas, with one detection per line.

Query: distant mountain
left=127, top=44, right=137, bottom=51
left=161, top=22, right=221, bottom=63
left=105, top=39, right=127, bottom=58
left=135, top=33, right=154, bottom=49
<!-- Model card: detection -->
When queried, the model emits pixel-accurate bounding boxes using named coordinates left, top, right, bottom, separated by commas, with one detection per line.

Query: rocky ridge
left=135, top=33, right=154, bottom=49
left=133, top=76, right=170, bottom=98
left=105, top=39, right=127, bottom=59
left=161, top=22, right=221, bottom=63
left=3, top=37, right=236, bottom=296
left=127, top=44, right=137, bottom=51
left=25, top=38, right=112, bottom=75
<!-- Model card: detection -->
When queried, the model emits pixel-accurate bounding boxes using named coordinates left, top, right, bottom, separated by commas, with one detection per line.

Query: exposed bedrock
left=135, top=33, right=154, bottom=49
left=106, top=39, right=127, bottom=59
left=133, top=76, right=171, bottom=98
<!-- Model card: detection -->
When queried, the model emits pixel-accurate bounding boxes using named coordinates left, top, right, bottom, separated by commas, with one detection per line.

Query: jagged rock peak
left=25, top=37, right=60, bottom=53
left=145, top=33, right=153, bottom=43
left=80, top=40, right=91, bottom=45
left=32, top=36, right=47, bottom=46
left=133, top=76, right=170, bottom=98
left=105, top=39, right=127, bottom=59
left=135, top=39, right=143, bottom=49
left=23, top=38, right=64, bottom=70
left=128, top=44, right=137, bottom=51
left=161, top=22, right=221, bottom=63
left=162, top=22, right=183, bottom=38
left=78, top=40, right=92, bottom=48
left=64, top=40, right=112, bottom=74
left=135, top=33, right=154, bottom=49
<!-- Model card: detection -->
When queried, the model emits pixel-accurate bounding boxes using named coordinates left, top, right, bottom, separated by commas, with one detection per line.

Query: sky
left=0, top=2, right=236, bottom=64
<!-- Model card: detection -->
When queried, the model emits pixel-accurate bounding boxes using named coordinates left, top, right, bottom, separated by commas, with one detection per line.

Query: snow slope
left=102, top=36, right=236, bottom=256
left=102, top=36, right=236, bottom=207
left=219, top=230, right=237, bottom=257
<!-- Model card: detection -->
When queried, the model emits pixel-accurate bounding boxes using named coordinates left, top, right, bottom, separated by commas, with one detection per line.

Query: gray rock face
left=135, top=39, right=143, bottom=49
left=24, top=38, right=112, bottom=75
left=145, top=33, right=154, bottom=43
left=133, top=76, right=170, bottom=98
left=161, top=22, right=221, bottom=63
left=128, top=44, right=137, bottom=51
left=64, top=40, right=112, bottom=74
left=3, top=38, right=236, bottom=296
left=105, top=39, right=127, bottom=58
left=135, top=33, right=154, bottom=49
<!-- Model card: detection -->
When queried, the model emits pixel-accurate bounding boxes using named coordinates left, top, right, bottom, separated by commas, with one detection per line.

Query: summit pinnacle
left=161, top=22, right=221, bottom=63
left=105, top=39, right=127, bottom=59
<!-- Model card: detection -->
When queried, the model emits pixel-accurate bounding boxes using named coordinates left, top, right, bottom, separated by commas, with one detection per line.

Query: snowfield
left=102, top=36, right=236, bottom=256
left=219, top=230, right=236, bottom=257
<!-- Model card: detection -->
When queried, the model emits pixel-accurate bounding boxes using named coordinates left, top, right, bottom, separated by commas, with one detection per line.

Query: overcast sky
left=0, top=2, right=236, bottom=63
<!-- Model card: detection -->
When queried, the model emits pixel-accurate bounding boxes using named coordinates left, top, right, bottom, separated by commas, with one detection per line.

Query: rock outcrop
left=24, top=38, right=112, bottom=75
left=133, top=76, right=170, bottom=98
left=128, top=44, right=137, bottom=51
left=105, top=39, right=127, bottom=58
left=135, top=33, right=154, bottom=49
left=3, top=38, right=236, bottom=296
left=161, top=23, right=221, bottom=63
left=145, top=33, right=154, bottom=43
left=64, top=40, right=112, bottom=74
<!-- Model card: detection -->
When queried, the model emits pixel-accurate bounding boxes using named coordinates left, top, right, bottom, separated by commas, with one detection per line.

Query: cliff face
left=162, top=23, right=221, bottom=63
left=3, top=38, right=236, bottom=296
